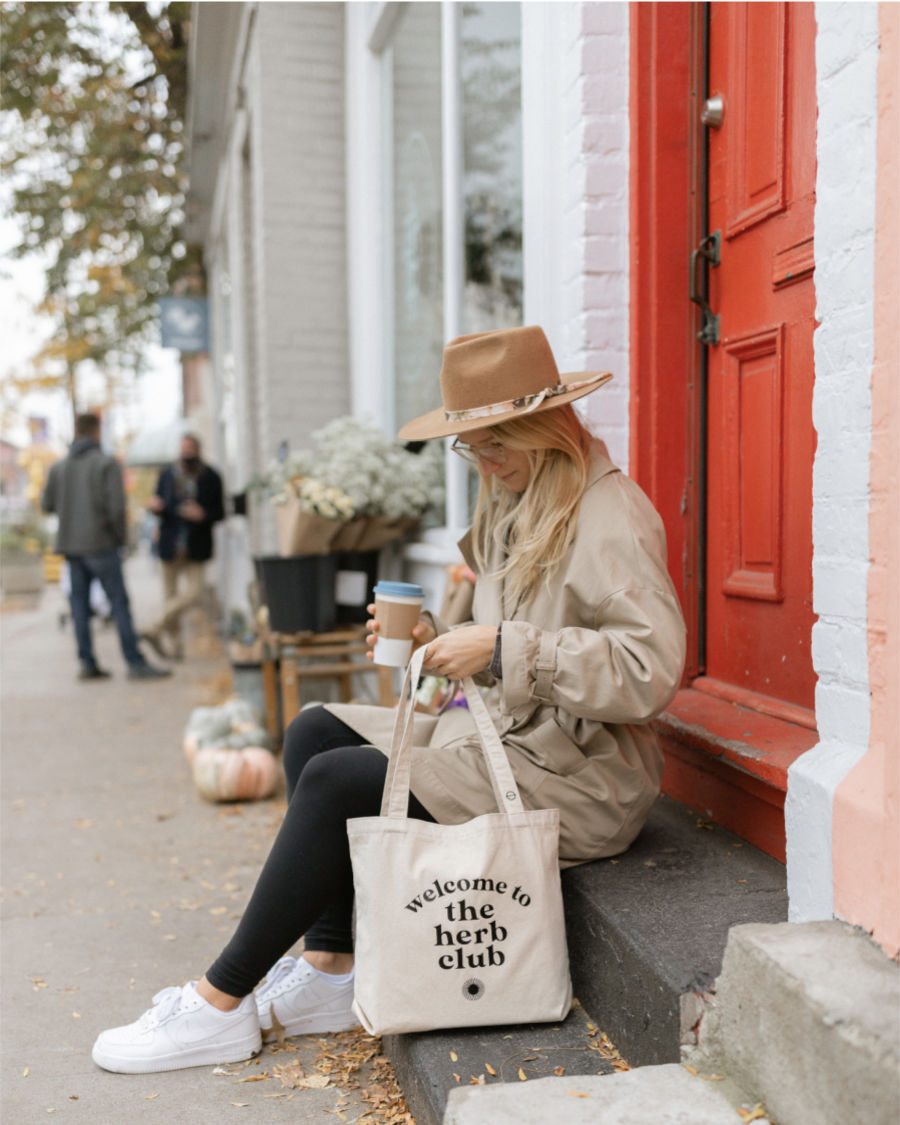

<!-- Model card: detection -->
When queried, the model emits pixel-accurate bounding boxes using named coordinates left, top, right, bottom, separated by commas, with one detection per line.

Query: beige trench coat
left=328, top=444, right=686, bottom=865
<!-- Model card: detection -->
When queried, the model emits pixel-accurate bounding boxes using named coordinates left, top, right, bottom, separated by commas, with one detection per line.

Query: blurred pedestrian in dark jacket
left=141, top=434, right=224, bottom=661
left=41, top=413, right=171, bottom=682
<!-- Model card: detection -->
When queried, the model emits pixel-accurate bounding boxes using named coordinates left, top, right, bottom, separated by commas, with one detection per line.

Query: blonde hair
left=470, top=404, right=593, bottom=609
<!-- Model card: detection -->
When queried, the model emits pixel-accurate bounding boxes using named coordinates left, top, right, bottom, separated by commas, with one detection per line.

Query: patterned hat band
left=443, top=378, right=600, bottom=424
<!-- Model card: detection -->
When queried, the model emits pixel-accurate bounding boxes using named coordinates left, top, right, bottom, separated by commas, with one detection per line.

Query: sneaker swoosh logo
left=169, top=1012, right=248, bottom=1047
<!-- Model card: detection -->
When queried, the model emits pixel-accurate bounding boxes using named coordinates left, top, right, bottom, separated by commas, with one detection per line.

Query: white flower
left=253, top=415, right=445, bottom=521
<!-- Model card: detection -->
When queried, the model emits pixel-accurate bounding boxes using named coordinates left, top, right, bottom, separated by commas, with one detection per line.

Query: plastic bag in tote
left=347, top=646, right=572, bottom=1035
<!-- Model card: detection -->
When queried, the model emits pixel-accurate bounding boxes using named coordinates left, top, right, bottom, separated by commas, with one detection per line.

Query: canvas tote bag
left=347, top=646, right=572, bottom=1035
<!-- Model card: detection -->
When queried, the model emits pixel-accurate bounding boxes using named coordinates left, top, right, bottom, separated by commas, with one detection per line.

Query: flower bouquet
left=273, top=477, right=357, bottom=556
left=252, top=417, right=445, bottom=557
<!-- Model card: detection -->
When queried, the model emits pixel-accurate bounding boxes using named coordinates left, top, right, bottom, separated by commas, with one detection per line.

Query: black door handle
left=690, top=231, right=721, bottom=346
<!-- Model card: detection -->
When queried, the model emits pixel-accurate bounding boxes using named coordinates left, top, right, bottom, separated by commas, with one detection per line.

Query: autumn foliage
left=0, top=1, right=196, bottom=414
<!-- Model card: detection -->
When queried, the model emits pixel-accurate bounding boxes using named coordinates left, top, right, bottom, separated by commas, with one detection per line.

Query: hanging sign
left=159, top=297, right=210, bottom=353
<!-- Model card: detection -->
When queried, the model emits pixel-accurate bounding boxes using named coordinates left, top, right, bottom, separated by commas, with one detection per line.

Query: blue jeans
left=67, top=551, right=143, bottom=668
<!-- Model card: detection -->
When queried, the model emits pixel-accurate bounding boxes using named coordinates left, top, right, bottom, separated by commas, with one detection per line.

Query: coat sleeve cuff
left=498, top=620, right=545, bottom=713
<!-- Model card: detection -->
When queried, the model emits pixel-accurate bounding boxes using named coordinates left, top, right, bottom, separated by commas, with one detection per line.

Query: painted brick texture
left=786, top=2, right=880, bottom=923
left=248, top=2, right=349, bottom=472
left=811, top=1, right=879, bottom=751
left=564, top=3, right=630, bottom=469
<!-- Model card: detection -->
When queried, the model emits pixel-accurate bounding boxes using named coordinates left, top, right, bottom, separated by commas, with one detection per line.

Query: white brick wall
left=246, top=2, right=350, bottom=488
left=522, top=2, right=630, bottom=469
left=570, top=3, right=629, bottom=469
left=785, top=1, right=879, bottom=923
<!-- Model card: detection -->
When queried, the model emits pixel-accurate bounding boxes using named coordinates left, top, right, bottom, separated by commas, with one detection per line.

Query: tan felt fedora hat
left=397, top=326, right=613, bottom=441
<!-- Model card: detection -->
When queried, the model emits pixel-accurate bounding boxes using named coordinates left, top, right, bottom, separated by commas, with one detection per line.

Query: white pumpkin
left=192, top=746, right=280, bottom=803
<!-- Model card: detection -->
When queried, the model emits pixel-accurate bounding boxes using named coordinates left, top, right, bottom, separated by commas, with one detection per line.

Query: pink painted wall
left=832, top=2, right=900, bottom=959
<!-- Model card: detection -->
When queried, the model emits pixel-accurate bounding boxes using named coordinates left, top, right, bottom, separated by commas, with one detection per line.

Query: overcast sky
left=1, top=213, right=181, bottom=452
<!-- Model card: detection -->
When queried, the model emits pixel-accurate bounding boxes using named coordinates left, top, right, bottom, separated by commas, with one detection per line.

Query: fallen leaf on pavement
left=295, top=1075, right=331, bottom=1090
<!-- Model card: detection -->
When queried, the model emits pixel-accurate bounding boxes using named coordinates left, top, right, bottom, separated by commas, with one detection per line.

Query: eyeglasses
left=451, top=437, right=509, bottom=467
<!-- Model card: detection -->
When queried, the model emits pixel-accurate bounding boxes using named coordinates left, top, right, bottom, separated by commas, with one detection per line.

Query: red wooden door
left=704, top=2, right=817, bottom=712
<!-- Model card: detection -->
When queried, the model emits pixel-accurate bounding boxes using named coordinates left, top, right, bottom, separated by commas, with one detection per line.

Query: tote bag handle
left=380, top=645, right=526, bottom=818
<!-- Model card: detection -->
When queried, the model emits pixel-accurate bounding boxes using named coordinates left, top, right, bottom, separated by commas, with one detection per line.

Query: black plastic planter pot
left=256, top=554, right=337, bottom=634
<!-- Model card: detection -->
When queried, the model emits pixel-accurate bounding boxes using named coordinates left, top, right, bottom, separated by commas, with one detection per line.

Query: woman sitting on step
left=92, top=326, right=686, bottom=1074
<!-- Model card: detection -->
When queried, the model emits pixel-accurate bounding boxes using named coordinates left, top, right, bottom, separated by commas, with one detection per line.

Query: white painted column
left=441, top=0, right=469, bottom=540
left=785, top=2, right=879, bottom=923
left=346, top=3, right=391, bottom=430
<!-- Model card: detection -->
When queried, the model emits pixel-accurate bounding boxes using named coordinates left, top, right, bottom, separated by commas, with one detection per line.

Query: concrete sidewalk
left=1, top=554, right=398, bottom=1123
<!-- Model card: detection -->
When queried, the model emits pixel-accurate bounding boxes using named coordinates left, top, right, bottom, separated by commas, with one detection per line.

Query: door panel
left=705, top=1, right=817, bottom=710
left=725, top=2, right=786, bottom=234
left=721, top=326, right=784, bottom=602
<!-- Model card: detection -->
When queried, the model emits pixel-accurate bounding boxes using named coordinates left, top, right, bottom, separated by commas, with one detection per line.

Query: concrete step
left=562, top=793, right=787, bottom=1066
left=384, top=1000, right=622, bottom=1125
left=384, top=795, right=787, bottom=1123
left=685, top=920, right=900, bottom=1125
left=443, top=1063, right=766, bottom=1124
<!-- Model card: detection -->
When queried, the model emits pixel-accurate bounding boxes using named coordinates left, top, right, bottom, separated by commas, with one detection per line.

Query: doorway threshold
left=655, top=687, right=819, bottom=862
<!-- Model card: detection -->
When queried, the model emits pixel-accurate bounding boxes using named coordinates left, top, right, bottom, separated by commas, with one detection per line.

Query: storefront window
left=366, top=2, right=523, bottom=532
left=461, top=3, right=523, bottom=334
left=392, top=3, right=444, bottom=434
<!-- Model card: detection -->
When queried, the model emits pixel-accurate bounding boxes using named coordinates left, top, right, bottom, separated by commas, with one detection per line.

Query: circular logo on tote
left=462, top=978, right=485, bottom=1001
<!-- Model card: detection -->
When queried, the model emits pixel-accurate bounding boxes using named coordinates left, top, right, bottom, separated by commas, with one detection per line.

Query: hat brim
left=397, top=371, right=614, bottom=442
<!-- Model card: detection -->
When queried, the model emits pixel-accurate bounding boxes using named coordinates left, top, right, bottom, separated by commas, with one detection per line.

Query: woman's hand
left=420, top=625, right=497, bottom=680
left=365, top=607, right=436, bottom=661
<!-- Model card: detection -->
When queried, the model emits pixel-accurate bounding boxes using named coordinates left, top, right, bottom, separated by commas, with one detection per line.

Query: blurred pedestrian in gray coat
left=42, top=413, right=171, bottom=682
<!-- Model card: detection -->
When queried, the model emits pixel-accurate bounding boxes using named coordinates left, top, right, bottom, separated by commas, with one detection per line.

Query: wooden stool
left=271, top=626, right=394, bottom=733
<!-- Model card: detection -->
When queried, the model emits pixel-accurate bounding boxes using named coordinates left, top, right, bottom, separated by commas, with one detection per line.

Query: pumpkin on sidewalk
left=192, top=744, right=280, bottom=803
left=182, top=698, right=279, bottom=802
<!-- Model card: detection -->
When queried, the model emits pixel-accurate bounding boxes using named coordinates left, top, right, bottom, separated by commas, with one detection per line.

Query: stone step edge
left=383, top=1001, right=621, bottom=1125
left=684, top=921, right=900, bottom=1125
left=442, top=1063, right=770, bottom=1125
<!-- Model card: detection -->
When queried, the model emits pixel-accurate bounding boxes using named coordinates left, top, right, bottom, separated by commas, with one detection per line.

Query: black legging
left=205, top=706, right=435, bottom=998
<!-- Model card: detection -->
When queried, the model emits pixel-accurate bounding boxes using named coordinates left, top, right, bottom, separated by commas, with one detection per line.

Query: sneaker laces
left=138, top=984, right=188, bottom=1030
left=255, top=956, right=301, bottom=1003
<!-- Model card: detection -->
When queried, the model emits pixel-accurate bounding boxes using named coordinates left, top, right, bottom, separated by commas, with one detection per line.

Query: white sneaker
left=91, top=981, right=261, bottom=1074
left=255, top=956, right=357, bottom=1038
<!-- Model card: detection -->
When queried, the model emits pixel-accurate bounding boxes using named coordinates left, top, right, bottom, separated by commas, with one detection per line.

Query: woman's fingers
left=420, top=625, right=496, bottom=679
left=365, top=605, right=379, bottom=660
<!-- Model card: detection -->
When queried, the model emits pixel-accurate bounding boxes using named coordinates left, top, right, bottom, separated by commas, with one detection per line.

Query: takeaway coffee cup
left=372, top=581, right=425, bottom=667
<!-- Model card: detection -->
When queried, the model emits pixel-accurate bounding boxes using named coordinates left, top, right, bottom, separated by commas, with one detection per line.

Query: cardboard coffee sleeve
left=373, top=582, right=424, bottom=667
